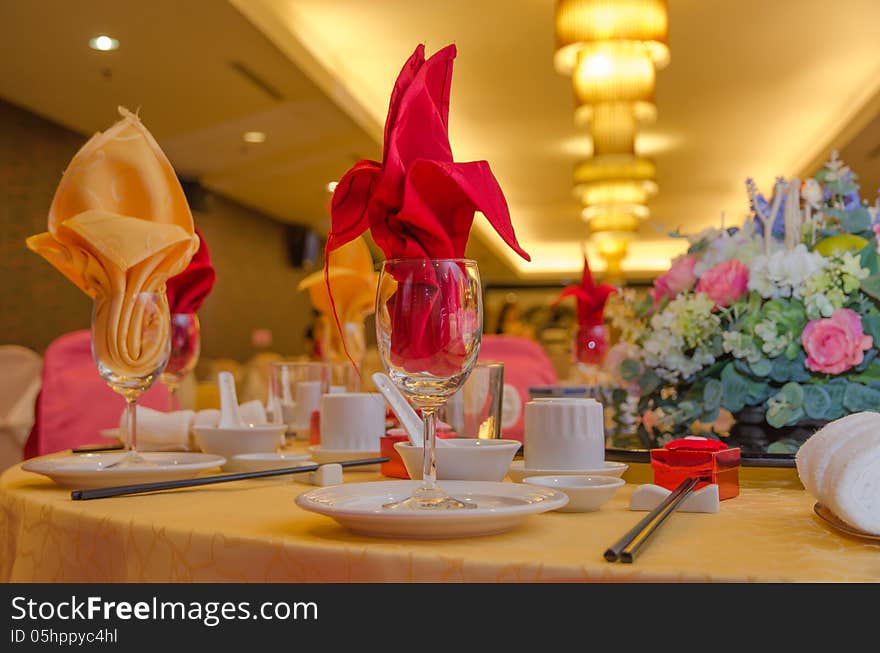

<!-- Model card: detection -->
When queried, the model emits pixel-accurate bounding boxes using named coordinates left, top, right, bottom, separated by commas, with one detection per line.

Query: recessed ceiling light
left=242, top=131, right=266, bottom=144
left=89, top=35, right=119, bottom=51
left=326, top=181, right=338, bottom=192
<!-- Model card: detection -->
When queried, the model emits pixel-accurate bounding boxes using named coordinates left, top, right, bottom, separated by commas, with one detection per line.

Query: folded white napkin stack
left=119, top=401, right=270, bottom=451
left=119, top=406, right=195, bottom=450
left=796, top=411, right=880, bottom=535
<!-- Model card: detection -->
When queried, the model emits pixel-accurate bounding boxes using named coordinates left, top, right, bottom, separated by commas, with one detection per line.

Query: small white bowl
left=193, top=424, right=286, bottom=459
left=394, top=438, right=521, bottom=482
left=522, top=475, right=625, bottom=512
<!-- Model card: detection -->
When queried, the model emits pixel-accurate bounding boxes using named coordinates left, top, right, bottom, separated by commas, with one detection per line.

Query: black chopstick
left=72, top=443, right=125, bottom=453
left=70, top=457, right=389, bottom=501
left=604, top=476, right=702, bottom=563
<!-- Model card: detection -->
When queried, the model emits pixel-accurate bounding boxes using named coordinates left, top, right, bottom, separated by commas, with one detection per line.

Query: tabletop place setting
left=6, top=2, right=880, bottom=594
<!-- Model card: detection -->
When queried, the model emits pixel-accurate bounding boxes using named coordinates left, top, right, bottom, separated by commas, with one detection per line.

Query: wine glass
left=92, top=291, right=171, bottom=466
left=160, top=313, right=201, bottom=411
left=375, top=258, right=483, bottom=510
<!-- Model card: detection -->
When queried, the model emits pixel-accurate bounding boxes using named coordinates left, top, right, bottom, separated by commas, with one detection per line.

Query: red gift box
left=650, top=436, right=740, bottom=500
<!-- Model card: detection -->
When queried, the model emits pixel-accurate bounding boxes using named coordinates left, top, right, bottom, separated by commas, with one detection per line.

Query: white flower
left=823, top=150, right=851, bottom=182
left=693, top=221, right=765, bottom=276
left=748, top=244, right=826, bottom=299
left=801, top=179, right=823, bottom=208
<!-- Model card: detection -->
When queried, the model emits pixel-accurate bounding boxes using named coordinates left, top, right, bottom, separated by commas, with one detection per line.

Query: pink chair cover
left=478, top=335, right=557, bottom=442
left=24, top=330, right=169, bottom=458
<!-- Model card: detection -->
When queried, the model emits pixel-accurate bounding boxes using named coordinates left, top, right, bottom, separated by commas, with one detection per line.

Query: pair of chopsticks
left=70, top=457, right=388, bottom=501
left=604, top=476, right=702, bottom=563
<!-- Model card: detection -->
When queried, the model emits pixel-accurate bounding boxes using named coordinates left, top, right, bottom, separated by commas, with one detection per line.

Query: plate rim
left=813, top=502, right=880, bottom=542
left=295, top=479, right=569, bottom=520
left=509, top=459, right=628, bottom=474
left=22, top=451, right=226, bottom=474
left=307, top=445, right=381, bottom=455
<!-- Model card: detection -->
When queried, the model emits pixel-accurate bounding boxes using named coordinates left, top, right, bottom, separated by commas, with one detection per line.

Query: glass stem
left=167, top=383, right=180, bottom=411
left=421, top=408, right=437, bottom=491
left=126, top=396, right=138, bottom=453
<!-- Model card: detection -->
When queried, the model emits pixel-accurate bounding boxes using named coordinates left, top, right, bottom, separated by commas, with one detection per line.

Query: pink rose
left=802, top=309, right=873, bottom=374
left=653, top=256, right=697, bottom=304
left=873, top=222, right=880, bottom=252
left=695, top=259, right=749, bottom=308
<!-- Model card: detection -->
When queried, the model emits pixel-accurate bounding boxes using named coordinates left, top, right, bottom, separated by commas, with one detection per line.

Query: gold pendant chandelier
left=554, top=0, right=670, bottom=275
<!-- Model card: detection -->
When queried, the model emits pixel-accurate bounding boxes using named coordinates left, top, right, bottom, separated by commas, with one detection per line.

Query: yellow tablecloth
left=2, top=453, right=878, bottom=582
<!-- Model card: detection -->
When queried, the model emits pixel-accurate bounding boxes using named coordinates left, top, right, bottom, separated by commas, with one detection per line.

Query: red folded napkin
left=555, top=256, right=615, bottom=364
left=326, top=44, right=530, bottom=374
left=166, top=227, right=216, bottom=314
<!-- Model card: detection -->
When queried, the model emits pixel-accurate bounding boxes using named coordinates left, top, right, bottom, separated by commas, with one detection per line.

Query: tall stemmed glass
left=375, top=259, right=482, bottom=510
left=160, top=313, right=201, bottom=411
left=92, top=291, right=171, bottom=466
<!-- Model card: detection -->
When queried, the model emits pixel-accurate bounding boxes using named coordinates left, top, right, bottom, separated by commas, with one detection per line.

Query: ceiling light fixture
left=326, top=181, right=339, bottom=193
left=89, top=35, right=119, bottom=52
left=553, top=0, right=670, bottom=276
left=242, top=131, right=266, bottom=144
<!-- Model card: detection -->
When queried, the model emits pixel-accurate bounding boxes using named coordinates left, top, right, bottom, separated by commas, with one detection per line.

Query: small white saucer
left=22, top=452, right=226, bottom=489
left=223, top=452, right=313, bottom=473
left=507, top=460, right=628, bottom=483
left=523, top=475, right=625, bottom=512
left=296, top=480, right=569, bottom=538
left=307, top=445, right=382, bottom=470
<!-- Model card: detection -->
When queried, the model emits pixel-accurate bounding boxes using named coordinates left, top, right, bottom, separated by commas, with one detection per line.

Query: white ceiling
left=3, top=0, right=880, bottom=282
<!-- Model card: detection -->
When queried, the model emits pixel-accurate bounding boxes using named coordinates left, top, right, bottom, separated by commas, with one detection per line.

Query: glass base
left=383, top=484, right=477, bottom=511
left=101, top=450, right=157, bottom=469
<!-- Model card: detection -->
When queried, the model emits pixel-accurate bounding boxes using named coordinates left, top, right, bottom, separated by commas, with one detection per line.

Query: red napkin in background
left=555, top=256, right=615, bottom=364
left=166, top=227, right=216, bottom=314
left=327, top=44, right=530, bottom=373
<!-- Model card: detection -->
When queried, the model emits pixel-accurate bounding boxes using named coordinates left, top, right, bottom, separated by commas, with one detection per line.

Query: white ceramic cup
left=293, top=381, right=323, bottom=427
left=524, top=397, right=605, bottom=470
left=319, top=393, right=386, bottom=451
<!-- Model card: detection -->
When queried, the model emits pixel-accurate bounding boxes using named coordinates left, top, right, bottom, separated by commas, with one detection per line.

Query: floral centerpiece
left=612, top=153, right=880, bottom=452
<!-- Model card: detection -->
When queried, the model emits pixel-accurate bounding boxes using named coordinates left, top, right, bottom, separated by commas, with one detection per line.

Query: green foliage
left=843, top=382, right=880, bottom=412
left=769, top=353, right=811, bottom=383
left=858, top=242, right=880, bottom=276
left=839, top=206, right=872, bottom=233
left=803, top=385, right=832, bottom=420
left=620, top=358, right=641, bottom=381
left=638, top=369, right=661, bottom=396
left=860, top=274, right=880, bottom=303
left=861, top=314, right=880, bottom=345
left=766, top=383, right=805, bottom=428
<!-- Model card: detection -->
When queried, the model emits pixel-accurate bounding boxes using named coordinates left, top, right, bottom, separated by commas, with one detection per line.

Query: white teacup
left=524, top=397, right=605, bottom=470
left=319, top=393, right=385, bottom=451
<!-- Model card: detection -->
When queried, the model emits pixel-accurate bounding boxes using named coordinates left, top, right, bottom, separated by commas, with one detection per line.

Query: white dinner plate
left=307, top=446, right=382, bottom=470
left=22, top=452, right=226, bottom=489
left=223, top=452, right=313, bottom=473
left=507, top=460, right=628, bottom=483
left=295, top=480, right=568, bottom=539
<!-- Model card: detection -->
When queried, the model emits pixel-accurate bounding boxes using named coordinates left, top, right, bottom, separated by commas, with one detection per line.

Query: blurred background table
left=2, top=452, right=878, bottom=583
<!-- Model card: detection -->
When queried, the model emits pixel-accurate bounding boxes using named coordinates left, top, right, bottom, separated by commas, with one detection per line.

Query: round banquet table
left=2, top=447, right=879, bottom=583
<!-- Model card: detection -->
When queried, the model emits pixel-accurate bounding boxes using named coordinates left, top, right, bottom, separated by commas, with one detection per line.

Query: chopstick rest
left=629, top=483, right=720, bottom=513
left=308, top=463, right=342, bottom=486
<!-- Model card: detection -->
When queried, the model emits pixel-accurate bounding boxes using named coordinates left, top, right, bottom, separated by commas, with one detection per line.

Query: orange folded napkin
left=26, top=107, right=199, bottom=376
left=298, top=236, right=377, bottom=364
